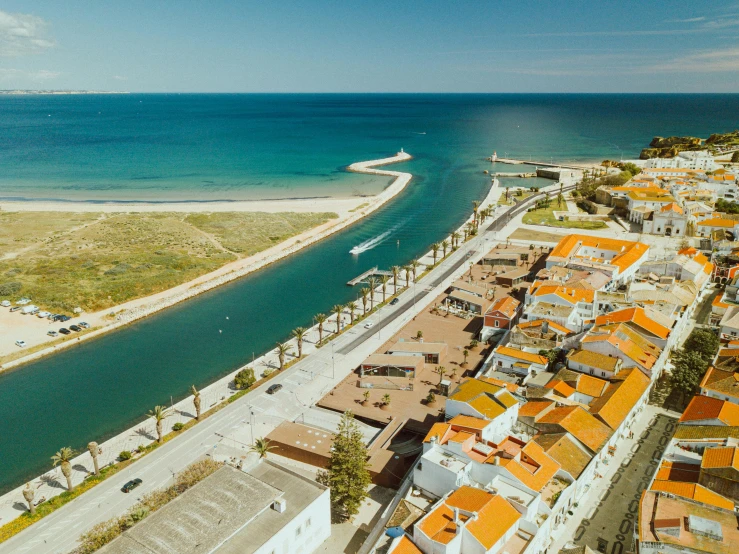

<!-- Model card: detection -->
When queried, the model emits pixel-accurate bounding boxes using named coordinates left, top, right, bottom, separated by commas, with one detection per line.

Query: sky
left=1, top=0, right=739, bottom=93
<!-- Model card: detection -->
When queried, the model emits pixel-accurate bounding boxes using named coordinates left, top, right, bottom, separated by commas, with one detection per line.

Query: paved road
left=573, top=413, right=677, bottom=554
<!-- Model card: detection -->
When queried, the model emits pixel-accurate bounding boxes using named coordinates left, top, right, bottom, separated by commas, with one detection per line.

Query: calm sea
left=0, top=94, right=737, bottom=493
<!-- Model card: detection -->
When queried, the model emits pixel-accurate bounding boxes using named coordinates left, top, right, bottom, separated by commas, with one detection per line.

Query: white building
left=445, top=378, right=520, bottom=442
left=641, top=202, right=690, bottom=237
left=643, top=150, right=720, bottom=171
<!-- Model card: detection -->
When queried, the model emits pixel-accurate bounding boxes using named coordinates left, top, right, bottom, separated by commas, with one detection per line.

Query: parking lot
left=572, top=412, right=678, bottom=554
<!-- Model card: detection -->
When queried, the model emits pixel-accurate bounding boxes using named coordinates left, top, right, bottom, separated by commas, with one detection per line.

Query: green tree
left=670, top=350, right=707, bottom=400
left=346, top=302, right=356, bottom=325
left=317, top=412, right=371, bottom=521
left=148, top=405, right=172, bottom=444
left=360, top=288, right=370, bottom=316
left=315, top=313, right=327, bottom=344
left=539, top=349, right=559, bottom=366
left=234, top=367, right=256, bottom=390
left=732, top=151, right=739, bottom=163
left=391, top=265, right=400, bottom=293
left=619, top=162, right=642, bottom=176
left=410, top=260, right=420, bottom=281
left=451, top=231, right=460, bottom=250
left=191, top=385, right=201, bottom=420
left=275, top=341, right=291, bottom=370
left=441, top=239, right=449, bottom=258
left=431, top=243, right=440, bottom=265
left=380, top=275, right=390, bottom=303
left=434, top=365, right=447, bottom=386
left=250, top=438, right=275, bottom=459
left=684, top=329, right=719, bottom=361
left=462, top=349, right=469, bottom=366
left=293, top=327, right=308, bottom=358
left=367, top=277, right=379, bottom=311
left=333, top=304, right=344, bottom=333
left=382, top=393, right=391, bottom=406
left=51, top=447, right=75, bottom=491
left=403, top=265, right=412, bottom=288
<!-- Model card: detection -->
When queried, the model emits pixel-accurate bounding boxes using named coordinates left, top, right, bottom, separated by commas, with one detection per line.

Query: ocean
left=0, top=93, right=738, bottom=493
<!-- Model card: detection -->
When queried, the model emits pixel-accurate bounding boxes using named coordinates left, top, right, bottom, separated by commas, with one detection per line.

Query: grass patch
left=497, top=190, right=534, bottom=206
left=349, top=203, right=370, bottom=213
left=0, top=211, right=336, bottom=313
left=522, top=204, right=607, bottom=229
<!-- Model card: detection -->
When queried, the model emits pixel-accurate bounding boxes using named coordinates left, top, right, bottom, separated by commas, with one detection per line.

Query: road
left=0, top=183, right=562, bottom=554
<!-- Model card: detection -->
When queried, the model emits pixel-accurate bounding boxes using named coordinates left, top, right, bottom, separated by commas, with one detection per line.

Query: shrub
left=172, top=422, right=184, bottom=431
left=234, top=367, right=256, bottom=390
left=262, top=368, right=274, bottom=378
left=118, top=451, right=132, bottom=461
left=426, top=392, right=436, bottom=404
left=0, top=282, right=22, bottom=297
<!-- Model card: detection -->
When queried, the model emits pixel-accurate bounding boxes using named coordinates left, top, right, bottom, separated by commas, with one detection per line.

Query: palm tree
left=333, top=304, right=344, bottom=333
left=410, top=260, right=420, bottom=282
left=463, top=227, right=469, bottom=241
left=435, top=366, right=447, bottom=386
left=380, top=275, right=390, bottom=303
left=367, top=277, right=378, bottom=311
left=148, top=406, right=172, bottom=444
left=276, top=341, right=291, bottom=370
left=346, top=302, right=356, bottom=325
left=293, top=327, right=307, bottom=358
left=191, top=385, right=202, bottom=421
left=314, top=313, right=327, bottom=344
left=452, top=231, right=460, bottom=249
left=472, top=200, right=480, bottom=222
left=250, top=438, right=275, bottom=459
left=51, top=447, right=75, bottom=491
left=382, top=393, right=391, bottom=406
left=360, top=288, right=370, bottom=316
left=441, top=239, right=449, bottom=258
left=431, top=243, right=440, bottom=265
left=362, top=390, right=371, bottom=404
left=462, top=349, right=469, bottom=366
left=23, top=483, right=35, bottom=514
left=87, top=441, right=100, bottom=475
left=403, top=265, right=412, bottom=288
left=391, top=265, right=400, bottom=293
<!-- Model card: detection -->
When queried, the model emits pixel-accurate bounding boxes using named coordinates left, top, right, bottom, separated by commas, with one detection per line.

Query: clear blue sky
left=2, top=0, right=739, bottom=92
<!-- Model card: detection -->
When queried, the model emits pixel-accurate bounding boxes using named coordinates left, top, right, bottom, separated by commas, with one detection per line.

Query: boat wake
left=350, top=221, right=405, bottom=255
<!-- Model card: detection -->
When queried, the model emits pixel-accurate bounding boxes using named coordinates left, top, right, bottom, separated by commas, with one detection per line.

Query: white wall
left=255, top=488, right=331, bottom=554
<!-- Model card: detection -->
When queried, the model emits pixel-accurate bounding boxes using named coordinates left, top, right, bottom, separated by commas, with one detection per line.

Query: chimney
left=542, top=321, right=549, bottom=334
left=272, top=498, right=287, bottom=513
left=493, top=455, right=500, bottom=466
left=453, top=507, right=460, bottom=526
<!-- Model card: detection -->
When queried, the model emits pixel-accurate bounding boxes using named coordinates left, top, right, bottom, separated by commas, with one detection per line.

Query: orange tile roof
left=389, top=536, right=424, bottom=554
left=679, top=395, right=739, bottom=426
left=517, top=319, right=572, bottom=335
left=545, top=379, right=576, bottom=398
left=589, top=369, right=650, bottom=430
left=582, top=324, right=660, bottom=370
left=417, top=502, right=469, bottom=544
left=463, top=493, right=521, bottom=550
left=479, top=376, right=520, bottom=394
left=448, top=431, right=476, bottom=444
left=534, top=433, right=592, bottom=478
left=650, top=480, right=734, bottom=510
left=627, top=190, right=676, bottom=202
left=701, top=446, right=739, bottom=470
left=450, top=378, right=502, bottom=402
left=532, top=285, right=595, bottom=304
left=660, top=202, right=684, bottom=214
left=567, top=349, right=621, bottom=372
left=449, top=415, right=491, bottom=431
left=424, top=423, right=452, bottom=443
left=654, top=460, right=700, bottom=483
left=548, top=234, right=649, bottom=273
left=468, top=395, right=507, bottom=420
left=576, top=374, right=610, bottom=398
left=488, top=296, right=520, bottom=318
left=536, top=405, right=612, bottom=452
left=501, top=441, right=561, bottom=493
left=495, top=346, right=548, bottom=365
left=595, top=307, right=671, bottom=339
left=520, top=400, right=554, bottom=417
left=698, top=217, right=737, bottom=228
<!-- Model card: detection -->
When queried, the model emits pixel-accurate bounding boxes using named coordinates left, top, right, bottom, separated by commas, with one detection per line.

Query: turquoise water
left=0, top=94, right=738, bottom=493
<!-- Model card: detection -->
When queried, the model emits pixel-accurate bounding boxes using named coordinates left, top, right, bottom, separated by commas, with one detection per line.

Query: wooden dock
left=347, top=267, right=394, bottom=286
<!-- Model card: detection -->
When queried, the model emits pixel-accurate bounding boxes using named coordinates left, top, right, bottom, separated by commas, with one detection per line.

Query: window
left=305, top=518, right=312, bottom=529
left=602, top=371, right=606, bottom=377
left=295, top=525, right=302, bottom=538
left=494, top=320, right=500, bottom=328
left=418, top=463, right=423, bottom=471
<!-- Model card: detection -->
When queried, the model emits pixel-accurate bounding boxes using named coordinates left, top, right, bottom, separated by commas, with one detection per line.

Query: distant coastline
left=0, top=90, right=129, bottom=95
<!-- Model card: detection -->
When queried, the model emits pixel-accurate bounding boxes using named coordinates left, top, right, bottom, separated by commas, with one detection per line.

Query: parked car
left=78, top=322, right=90, bottom=329
left=58, top=315, right=71, bottom=322
left=69, top=325, right=82, bottom=332
left=266, top=383, right=283, bottom=395
left=121, top=478, right=142, bottom=493
left=9, top=306, right=21, bottom=312
left=390, top=298, right=400, bottom=305
left=47, top=330, right=59, bottom=337
left=58, top=328, right=71, bottom=335
left=16, top=298, right=31, bottom=306
left=21, top=305, right=39, bottom=315
left=15, top=340, right=27, bottom=348
left=37, top=311, right=51, bottom=319
left=364, top=322, right=374, bottom=329
left=0, top=300, right=10, bottom=308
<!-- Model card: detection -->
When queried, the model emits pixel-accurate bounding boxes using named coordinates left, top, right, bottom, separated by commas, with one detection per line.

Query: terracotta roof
left=661, top=202, right=684, bottom=214
left=655, top=460, right=701, bottom=483
left=699, top=366, right=739, bottom=401
left=589, top=369, right=650, bottom=430
left=532, top=285, right=595, bottom=305
left=488, top=296, right=520, bottom=319
left=548, top=234, right=649, bottom=274
left=701, top=446, right=739, bottom=470
left=519, top=400, right=554, bottom=418
left=650, top=480, right=734, bottom=510
left=495, top=346, right=548, bottom=365
left=517, top=319, right=572, bottom=335
left=672, top=425, right=739, bottom=440
left=582, top=324, right=660, bottom=371
left=576, top=374, right=609, bottom=398
left=496, top=390, right=519, bottom=408
left=500, top=441, right=561, bottom=493
left=389, top=536, right=423, bottom=554
left=449, top=415, right=491, bottom=431
left=627, top=190, right=676, bottom=203
left=424, top=423, right=453, bottom=443
left=545, top=379, right=576, bottom=398
left=697, top=217, right=738, bottom=228
left=679, top=395, right=739, bottom=426
left=450, top=378, right=502, bottom=402
left=536, top=405, right=612, bottom=452
left=464, top=494, right=521, bottom=550
left=534, top=433, right=592, bottom=478
left=479, top=375, right=520, bottom=394
left=567, top=349, right=621, bottom=372
left=595, top=307, right=671, bottom=340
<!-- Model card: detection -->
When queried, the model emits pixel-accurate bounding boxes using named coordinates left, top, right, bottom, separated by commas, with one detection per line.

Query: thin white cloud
left=651, top=47, right=739, bottom=73
left=668, top=16, right=706, bottom=23
left=0, top=68, right=60, bottom=81
left=112, top=75, right=128, bottom=81
left=0, top=10, right=55, bottom=56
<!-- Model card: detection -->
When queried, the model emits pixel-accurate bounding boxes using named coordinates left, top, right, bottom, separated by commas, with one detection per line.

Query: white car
left=16, top=298, right=31, bottom=305
left=37, top=311, right=51, bottom=319
left=1, top=300, right=10, bottom=308
left=47, top=330, right=58, bottom=337
left=364, top=322, right=374, bottom=329
left=15, top=340, right=27, bottom=348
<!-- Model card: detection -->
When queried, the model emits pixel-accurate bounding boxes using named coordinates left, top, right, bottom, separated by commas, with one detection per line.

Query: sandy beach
left=0, top=151, right=412, bottom=370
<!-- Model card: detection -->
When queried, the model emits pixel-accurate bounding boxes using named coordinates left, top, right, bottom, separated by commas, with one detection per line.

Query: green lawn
left=498, top=190, right=534, bottom=206
left=522, top=203, right=607, bottom=229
